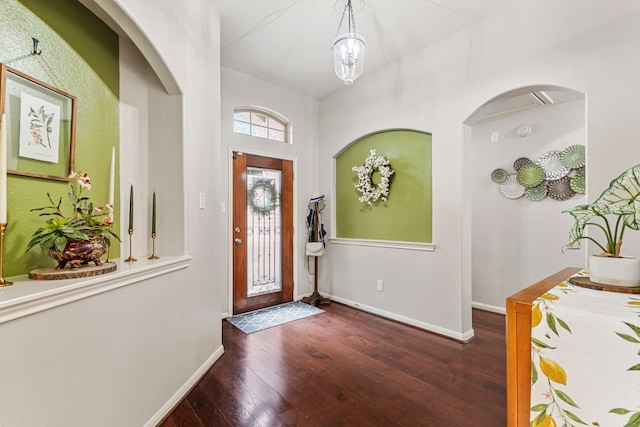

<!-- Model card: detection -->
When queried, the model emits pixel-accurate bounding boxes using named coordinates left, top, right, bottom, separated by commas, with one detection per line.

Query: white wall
left=220, top=67, right=319, bottom=313
left=0, top=0, right=224, bottom=425
left=319, top=0, right=640, bottom=339
left=470, top=100, right=587, bottom=312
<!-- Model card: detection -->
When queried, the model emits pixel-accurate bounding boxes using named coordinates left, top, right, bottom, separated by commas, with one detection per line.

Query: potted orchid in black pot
left=563, top=163, right=640, bottom=286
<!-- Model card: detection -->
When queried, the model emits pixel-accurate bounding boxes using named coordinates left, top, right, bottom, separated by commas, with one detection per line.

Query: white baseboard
left=327, top=294, right=475, bottom=342
left=472, top=301, right=506, bottom=315
left=145, top=345, right=225, bottom=427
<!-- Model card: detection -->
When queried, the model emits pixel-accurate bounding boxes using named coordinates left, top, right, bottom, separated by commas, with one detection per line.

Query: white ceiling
left=218, top=0, right=518, bottom=99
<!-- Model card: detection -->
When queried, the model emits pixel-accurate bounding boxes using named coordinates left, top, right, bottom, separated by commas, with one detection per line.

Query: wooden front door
left=232, top=152, right=294, bottom=314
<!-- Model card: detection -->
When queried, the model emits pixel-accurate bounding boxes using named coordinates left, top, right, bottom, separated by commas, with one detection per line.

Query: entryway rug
left=227, top=301, right=324, bottom=334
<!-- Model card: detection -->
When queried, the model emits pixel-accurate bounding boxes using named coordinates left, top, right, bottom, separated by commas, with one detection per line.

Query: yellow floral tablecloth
left=530, top=270, right=640, bottom=427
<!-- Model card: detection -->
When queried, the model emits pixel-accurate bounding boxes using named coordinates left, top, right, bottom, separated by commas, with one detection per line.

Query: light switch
left=199, top=192, right=206, bottom=210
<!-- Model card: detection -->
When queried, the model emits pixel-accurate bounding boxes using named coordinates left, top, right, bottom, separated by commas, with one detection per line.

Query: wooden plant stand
left=29, top=262, right=117, bottom=280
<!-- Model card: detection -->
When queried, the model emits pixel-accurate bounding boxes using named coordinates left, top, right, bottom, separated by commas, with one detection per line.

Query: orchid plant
left=26, top=171, right=119, bottom=254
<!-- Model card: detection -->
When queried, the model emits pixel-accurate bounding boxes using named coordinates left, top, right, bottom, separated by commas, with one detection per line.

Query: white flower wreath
left=352, top=149, right=395, bottom=205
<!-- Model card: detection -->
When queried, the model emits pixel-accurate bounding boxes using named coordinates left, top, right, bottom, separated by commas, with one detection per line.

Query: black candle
left=152, top=191, right=156, bottom=234
left=128, top=185, right=134, bottom=230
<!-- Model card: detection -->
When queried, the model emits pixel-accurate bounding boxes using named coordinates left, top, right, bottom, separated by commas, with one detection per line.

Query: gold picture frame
left=0, top=64, right=76, bottom=181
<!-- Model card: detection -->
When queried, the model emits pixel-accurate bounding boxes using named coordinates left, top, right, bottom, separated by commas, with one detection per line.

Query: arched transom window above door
left=233, top=107, right=291, bottom=143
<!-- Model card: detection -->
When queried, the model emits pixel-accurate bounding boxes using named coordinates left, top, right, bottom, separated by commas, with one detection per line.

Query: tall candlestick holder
left=148, top=232, right=159, bottom=260
left=125, top=228, right=137, bottom=262
left=0, top=223, right=13, bottom=287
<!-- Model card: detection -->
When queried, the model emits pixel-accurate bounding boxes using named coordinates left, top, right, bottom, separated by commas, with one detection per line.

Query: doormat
left=227, top=301, right=324, bottom=334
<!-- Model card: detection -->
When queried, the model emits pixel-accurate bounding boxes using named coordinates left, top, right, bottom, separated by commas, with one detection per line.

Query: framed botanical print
left=0, top=64, right=76, bottom=181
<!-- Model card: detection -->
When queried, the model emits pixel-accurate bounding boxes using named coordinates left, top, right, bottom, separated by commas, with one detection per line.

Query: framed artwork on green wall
left=1, top=64, right=76, bottom=181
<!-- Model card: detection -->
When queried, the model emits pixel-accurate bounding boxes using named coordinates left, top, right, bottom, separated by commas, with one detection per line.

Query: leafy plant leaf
left=532, top=337, right=557, bottom=349
left=610, top=408, right=631, bottom=415
left=623, top=321, right=640, bottom=339
left=626, top=411, right=640, bottom=427
left=535, top=412, right=547, bottom=425
left=563, top=409, right=588, bottom=425
left=615, top=332, right=640, bottom=343
left=627, top=363, right=640, bottom=371
left=595, top=165, right=640, bottom=230
left=547, top=313, right=559, bottom=336
left=555, top=389, right=579, bottom=407
left=531, top=404, right=548, bottom=412
left=556, top=316, right=572, bottom=333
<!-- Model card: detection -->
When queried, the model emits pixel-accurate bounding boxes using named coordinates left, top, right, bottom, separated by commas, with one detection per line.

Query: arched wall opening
left=334, top=129, right=433, bottom=244
left=464, top=85, right=587, bottom=314
left=81, top=0, right=186, bottom=257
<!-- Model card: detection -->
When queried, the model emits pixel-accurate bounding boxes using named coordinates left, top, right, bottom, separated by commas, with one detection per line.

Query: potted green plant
left=563, top=163, right=640, bottom=286
left=26, top=171, right=119, bottom=270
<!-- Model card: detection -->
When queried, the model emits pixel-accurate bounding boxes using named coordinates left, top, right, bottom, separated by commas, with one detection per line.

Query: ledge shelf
left=0, top=255, right=192, bottom=325
left=329, top=237, right=435, bottom=252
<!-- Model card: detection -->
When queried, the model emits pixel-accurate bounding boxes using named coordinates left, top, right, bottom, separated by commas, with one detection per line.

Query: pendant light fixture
left=333, top=0, right=365, bottom=86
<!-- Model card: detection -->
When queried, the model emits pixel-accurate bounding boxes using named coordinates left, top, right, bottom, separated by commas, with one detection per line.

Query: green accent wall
left=1, top=0, right=120, bottom=276
left=336, top=130, right=432, bottom=242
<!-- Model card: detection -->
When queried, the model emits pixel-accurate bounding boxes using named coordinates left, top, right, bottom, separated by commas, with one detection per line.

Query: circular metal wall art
left=561, top=144, right=586, bottom=169
left=516, top=163, right=545, bottom=188
left=491, top=168, right=508, bottom=183
left=570, top=172, right=586, bottom=194
left=547, top=176, right=575, bottom=200
left=513, top=157, right=532, bottom=171
left=525, top=181, right=548, bottom=201
left=500, top=175, right=525, bottom=199
left=536, top=151, right=570, bottom=181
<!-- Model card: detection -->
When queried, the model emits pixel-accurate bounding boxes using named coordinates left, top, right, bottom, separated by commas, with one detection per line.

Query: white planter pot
left=589, top=255, right=640, bottom=287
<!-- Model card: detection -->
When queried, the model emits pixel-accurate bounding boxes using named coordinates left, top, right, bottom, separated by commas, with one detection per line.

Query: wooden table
left=508, top=267, right=640, bottom=426
left=505, top=267, right=581, bottom=427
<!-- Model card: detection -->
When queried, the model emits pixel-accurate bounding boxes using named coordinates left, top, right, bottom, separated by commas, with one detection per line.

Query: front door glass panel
left=246, top=166, right=282, bottom=297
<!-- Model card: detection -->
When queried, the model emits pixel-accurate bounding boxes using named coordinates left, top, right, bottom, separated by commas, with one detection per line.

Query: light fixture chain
left=349, top=0, right=356, bottom=34
left=334, top=1, right=349, bottom=40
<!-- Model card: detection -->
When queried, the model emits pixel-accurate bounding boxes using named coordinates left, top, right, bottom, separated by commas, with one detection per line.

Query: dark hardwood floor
left=159, top=303, right=506, bottom=427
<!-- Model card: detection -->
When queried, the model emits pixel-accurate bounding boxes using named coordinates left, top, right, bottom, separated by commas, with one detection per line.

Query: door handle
left=234, top=238, right=242, bottom=245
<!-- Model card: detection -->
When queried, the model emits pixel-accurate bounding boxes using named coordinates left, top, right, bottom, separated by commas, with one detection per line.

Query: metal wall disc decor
left=547, top=176, right=575, bottom=200
left=525, top=181, right=548, bottom=201
left=516, top=163, right=545, bottom=188
left=560, top=144, right=586, bottom=169
left=513, top=157, right=532, bottom=171
left=491, top=168, right=508, bottom=183
left=570, top=172, right=586, bottom=194
left=536, top=151, right=570, bottom=181
left=500, top=175, right=525, bottom=199
left=491, top=145, right=585, bottom=202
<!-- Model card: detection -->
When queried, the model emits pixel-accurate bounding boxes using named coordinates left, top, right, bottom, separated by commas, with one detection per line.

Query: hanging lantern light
left=333, top=0, right=365, bottom=85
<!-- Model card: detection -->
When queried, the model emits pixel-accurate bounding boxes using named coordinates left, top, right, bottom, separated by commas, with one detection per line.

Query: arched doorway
left=464, top=86, right=586, bottom=314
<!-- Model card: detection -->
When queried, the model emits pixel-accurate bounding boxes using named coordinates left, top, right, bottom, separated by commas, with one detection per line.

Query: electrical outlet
left=490, top=131, right=500, bottom=143
left=377, top=279, right=384, bottom=292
